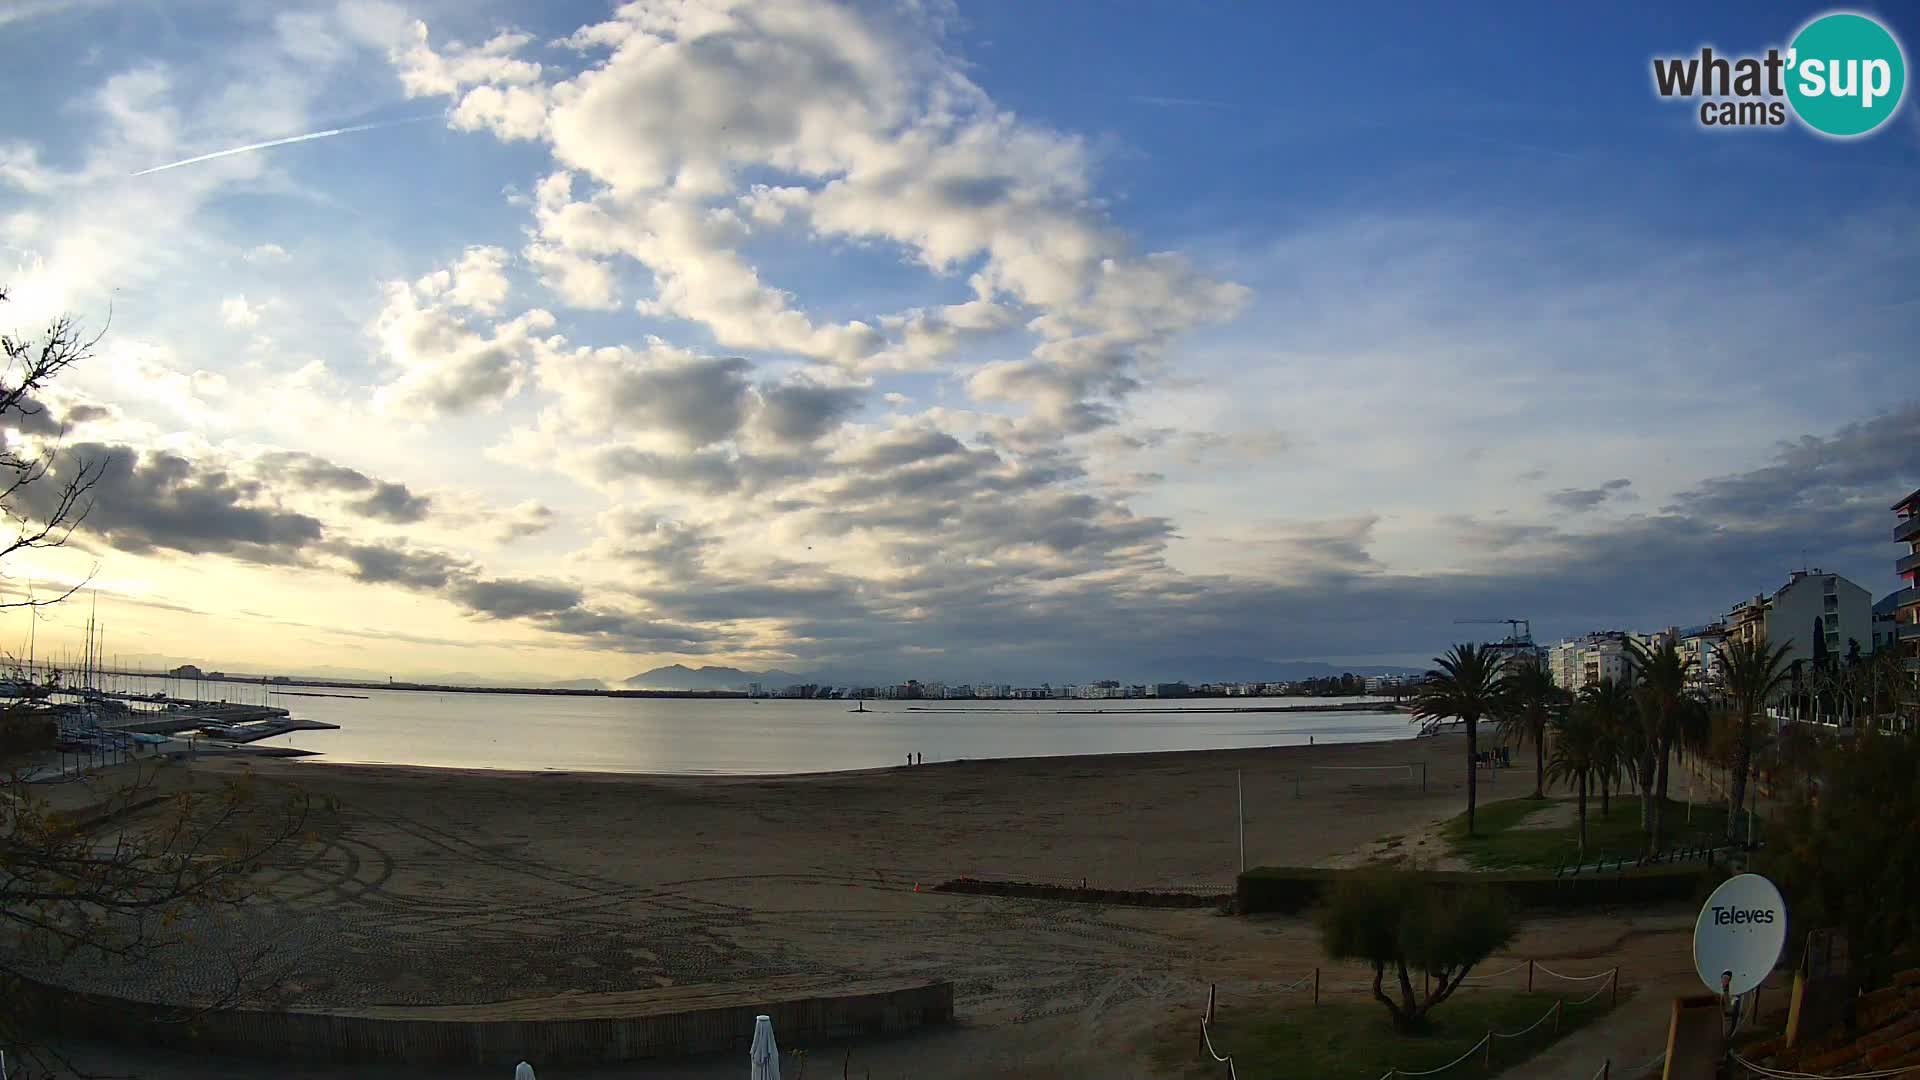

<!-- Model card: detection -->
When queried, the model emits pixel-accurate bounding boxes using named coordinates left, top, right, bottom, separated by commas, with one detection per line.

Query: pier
left=72, top=693, right=340, bottom=744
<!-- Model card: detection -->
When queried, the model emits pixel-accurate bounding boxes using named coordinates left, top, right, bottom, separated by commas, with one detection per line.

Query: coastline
left=240, top=721, right=1440, bottom=785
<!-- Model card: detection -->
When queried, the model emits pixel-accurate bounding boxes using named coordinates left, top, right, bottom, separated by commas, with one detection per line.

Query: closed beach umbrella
left=514, top=1063, right=535, bottom=1080
left=750, top=1014, right=781, bottom=1080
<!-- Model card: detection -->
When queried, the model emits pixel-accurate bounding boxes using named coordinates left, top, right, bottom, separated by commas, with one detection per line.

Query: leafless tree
left=0, top=286, right=108, bottom=613
left=0, top=288, right=316, bottom=1077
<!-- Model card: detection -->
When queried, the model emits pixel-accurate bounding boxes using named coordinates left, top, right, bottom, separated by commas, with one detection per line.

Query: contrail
left=131, top=115, right=438, bottom=177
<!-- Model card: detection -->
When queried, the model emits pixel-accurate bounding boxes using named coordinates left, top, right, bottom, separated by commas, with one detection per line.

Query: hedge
left=934, top=878, right=1228, bottom=909
left=1236, top=863, right=1718, bottom=915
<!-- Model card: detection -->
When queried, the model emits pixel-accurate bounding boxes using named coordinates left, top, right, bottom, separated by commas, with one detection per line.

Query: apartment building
left=1676, top=622, right=1727, bottom=690
left=1895, top=489, right=1920, bottom=671
left=1546, top=631, right=1635, bottom=691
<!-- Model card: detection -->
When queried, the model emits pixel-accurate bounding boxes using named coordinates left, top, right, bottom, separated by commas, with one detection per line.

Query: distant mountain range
left=624, top=665, right=809, bottom=691
left=624, top=658, right=1425, bottom=691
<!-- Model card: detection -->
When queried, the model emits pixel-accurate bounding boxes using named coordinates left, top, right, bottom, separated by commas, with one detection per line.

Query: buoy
left=914, top=882, right=921, bottom=893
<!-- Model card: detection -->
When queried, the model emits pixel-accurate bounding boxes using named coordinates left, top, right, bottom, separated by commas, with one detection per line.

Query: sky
left=0, top=0, right=1915, bottom=685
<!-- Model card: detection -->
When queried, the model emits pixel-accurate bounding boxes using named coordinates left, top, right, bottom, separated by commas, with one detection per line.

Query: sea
left=100, top=675, right=1415, bottom=775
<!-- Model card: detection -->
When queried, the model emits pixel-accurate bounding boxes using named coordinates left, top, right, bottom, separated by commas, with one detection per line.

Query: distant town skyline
left=1, top=1, right=1916, bottom=683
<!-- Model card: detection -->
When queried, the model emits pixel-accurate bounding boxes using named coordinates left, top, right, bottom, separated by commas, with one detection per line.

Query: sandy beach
left=39, top=733, right=1705, bottom=1078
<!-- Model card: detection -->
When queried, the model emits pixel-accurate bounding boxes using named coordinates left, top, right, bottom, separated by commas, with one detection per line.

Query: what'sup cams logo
left=1652, top=11, right=1907, bottom=137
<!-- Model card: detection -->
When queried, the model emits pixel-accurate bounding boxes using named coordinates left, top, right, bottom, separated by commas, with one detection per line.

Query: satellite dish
left=1693, top=873, right=1787, bottom=997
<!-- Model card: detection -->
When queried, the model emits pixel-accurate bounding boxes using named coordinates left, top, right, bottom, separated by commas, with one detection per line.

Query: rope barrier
left=1566, top=975, right=1618, bottom=1007
left=1391, top=1033, right=1492, bottom=1077
left=1312, top=961, right=1613, bottom=994
left=1589, top=1061, right=1610, bottom=1080
left=1632, top=1050, right=1667, bottom=1076
left=1218, top=963, right=1623, bottom=1079
left=1275, top=971, right=1316, bottom=992
left=1730, top=1053, right=1918, bottom=1080
left=1199, top=985, right=1238, bottom=1079
left=1489, top=1001, right=1562, bottom=1041
left=1200, top=1019, right=1239, bottom=1078
left=1536, top=963, right=1615, bottom=982
left=1466, top=960, right=1528, bottom=980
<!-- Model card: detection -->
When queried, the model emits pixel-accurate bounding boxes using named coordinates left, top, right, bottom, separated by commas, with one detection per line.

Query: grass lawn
left=1155, top=989, right=1625, bottom=1080
left=1443, top=795, right=1733, bottom=870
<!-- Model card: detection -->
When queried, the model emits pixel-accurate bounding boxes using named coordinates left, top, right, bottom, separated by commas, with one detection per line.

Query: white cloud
left=372, top=261, right=556, bottom=419
left=101, top=341, right=230, bottom=424
left=394, top=0, right=1246, bottom=411
left=525, top=240, right=619, bottom=310
left=243, top=242, right=289, bottom=264
left=412, top=244, right=513, bottom=315
left=394, top=22, right=543, bottom=99
left=496, top=500, right=556, bottom=543
left=220, top=294, right=262, bottom=328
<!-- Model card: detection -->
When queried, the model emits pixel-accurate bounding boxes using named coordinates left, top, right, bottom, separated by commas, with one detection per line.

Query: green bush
left=1237, top=863, right=1710, bottom=915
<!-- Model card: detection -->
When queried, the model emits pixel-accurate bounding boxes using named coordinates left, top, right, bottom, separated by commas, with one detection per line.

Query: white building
left=1676, top=623, right=1728, bottom=691
left=1758, top=569, right=1873, bottom=669
left=1548, top=632, right=1636, bottom=691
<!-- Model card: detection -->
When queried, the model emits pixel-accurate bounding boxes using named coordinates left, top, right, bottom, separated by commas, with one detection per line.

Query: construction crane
left=1453, top=618, right=1532, bottom=643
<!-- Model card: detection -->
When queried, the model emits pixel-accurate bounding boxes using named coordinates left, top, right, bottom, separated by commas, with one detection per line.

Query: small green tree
left=1319, top=873, right=1518, bottom=1033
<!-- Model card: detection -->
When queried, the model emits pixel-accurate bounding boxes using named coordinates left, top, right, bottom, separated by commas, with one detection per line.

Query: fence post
left=1528, top=959, right=1535, bottom=993
left=1554, top=1000, right=1562, bottom=1034
left=1603, top=1059, right=1611, bottom=1080
left=1484, top=1033, right=1493, bottom=1070
left=1611, top=967, right=1620, bottom=1007
left=1313, top=967, right=1320, bottom=1006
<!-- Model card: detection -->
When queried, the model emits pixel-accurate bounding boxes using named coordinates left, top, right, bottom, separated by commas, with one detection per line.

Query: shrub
left=1238, top=863, right=1711, bottom=915
left=1319, top=871, right=1517, bottom=1032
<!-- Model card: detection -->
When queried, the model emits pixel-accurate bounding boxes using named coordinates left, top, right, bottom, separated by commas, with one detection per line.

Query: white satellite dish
left=1694, top=873, right=1787, bottom=996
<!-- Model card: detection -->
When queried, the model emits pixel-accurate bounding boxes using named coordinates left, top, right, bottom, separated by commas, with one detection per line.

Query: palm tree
left=1623, top=638, right=1693, bottom=856
left=1496, top=657, right=1563, bottom=800
left=1716, top=638, right=1795, bottom=844
left=1580, top=677, right=1635, bottom=819
left=1414, top=643, right=1508, bottom=836
left=1545, top=704, right=1606, bottom=861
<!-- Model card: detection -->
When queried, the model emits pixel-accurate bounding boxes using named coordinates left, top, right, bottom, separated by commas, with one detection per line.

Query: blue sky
left=0, top=0, right=1914, bottom=683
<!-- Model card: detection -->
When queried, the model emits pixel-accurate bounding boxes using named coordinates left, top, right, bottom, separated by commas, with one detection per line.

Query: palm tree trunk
left=1533, top=724, right=1546, bottom=799
left=1651, top=735, right=1671, bottom=856
left=1729, top=712, right=1753, bottom=843
left=1600, top=773, right=1611, bottom=816
left=1639, top=749, right=1655, bottom=840
left=1577, top=772, right=1589, bottom=861
left=1465, top=714, right=1479, bottom=836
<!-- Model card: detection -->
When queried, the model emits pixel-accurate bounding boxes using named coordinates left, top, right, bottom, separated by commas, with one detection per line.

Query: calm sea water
left=105, top=675, right=1413, bottom=775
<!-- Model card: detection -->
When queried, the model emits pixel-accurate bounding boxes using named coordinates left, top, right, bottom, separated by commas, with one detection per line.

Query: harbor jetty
left=73, top=691, right=340, bottom=744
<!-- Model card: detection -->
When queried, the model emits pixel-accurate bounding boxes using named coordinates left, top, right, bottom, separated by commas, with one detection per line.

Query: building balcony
left=1897, top=515, right=1920, bottom=544
left=1899, top=549, right=1920, bottom=577
left=1900, top=622, right=1920, bottom=643
left=1896, top=587, right=1920, bottom=613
